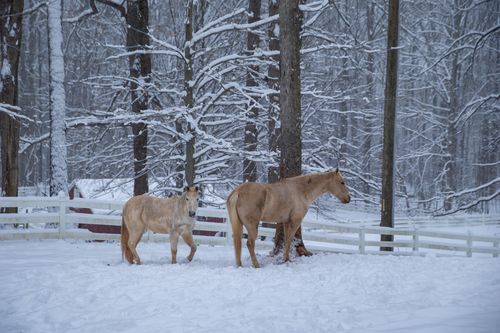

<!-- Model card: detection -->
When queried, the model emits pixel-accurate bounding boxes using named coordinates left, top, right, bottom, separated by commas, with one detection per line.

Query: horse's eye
left=186, top=198, right=189, bottom=201
left=341, top=181, right=345, bottom=185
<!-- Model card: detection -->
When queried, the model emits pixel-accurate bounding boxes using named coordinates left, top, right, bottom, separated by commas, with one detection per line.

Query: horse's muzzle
left=344, top=196, right=351, bottom=204
left=188, top=211, right=196, bottom=218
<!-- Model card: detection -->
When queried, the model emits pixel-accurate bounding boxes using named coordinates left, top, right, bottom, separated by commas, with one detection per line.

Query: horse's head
left=326, top=168, right=351, bottom=204
left=183, top=186, right=199, bottom=218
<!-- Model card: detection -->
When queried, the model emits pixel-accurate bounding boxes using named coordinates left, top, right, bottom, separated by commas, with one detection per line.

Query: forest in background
left=1, top=0, right=499, bottom=216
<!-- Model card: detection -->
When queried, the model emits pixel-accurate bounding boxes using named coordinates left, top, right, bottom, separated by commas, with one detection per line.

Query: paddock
left=1, top=197, right=499, bottom=332
left=1, top=240, right=499, bottom=333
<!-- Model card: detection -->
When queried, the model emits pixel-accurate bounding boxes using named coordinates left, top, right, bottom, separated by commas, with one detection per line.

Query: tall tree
left=443, top=1, right=462, bottom=212
left=184, top=0, right=195, bottom=187
left=380, top=0, right=400, bottom=250
left=267, top=0, right=280, bottom=183
left=12, top=0, right=498, bottom=215
left=0, top=0, right=23, bottom=209
left=273, top=0, right=310, bottom=257
left=242, top=0, right=261, bottom=182
left=362, top=0, right=376, bottom=196
left=92, top=0, right=151, bottom=195
left=47, top=0, right=68, bottom=196
left=127, top=0, right=151, bottom=195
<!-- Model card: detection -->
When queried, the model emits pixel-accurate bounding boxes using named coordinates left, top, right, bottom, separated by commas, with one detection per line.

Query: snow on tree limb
left=47, top=0, right=69, bottom=196
left=0, top=103, right=31, bottom=122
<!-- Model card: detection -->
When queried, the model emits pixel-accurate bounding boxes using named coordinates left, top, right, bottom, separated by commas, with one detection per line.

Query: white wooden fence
left=1, top=197, right=499, bottom=258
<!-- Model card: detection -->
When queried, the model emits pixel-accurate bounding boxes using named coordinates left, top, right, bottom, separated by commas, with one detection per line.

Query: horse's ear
left=184, top=186, right=189, bottom=192
left=335, top=167, right=339, bottom=173
left=195, top=186, right=199, bottom=192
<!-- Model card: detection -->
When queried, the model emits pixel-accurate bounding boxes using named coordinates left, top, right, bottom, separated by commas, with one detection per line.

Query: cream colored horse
left=121, top=186, right=199, bottom=264
left=227, top=169, right=350, bottom=268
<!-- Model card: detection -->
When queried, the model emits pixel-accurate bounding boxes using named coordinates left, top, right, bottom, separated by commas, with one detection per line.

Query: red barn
left=69, top=180, right=123, bottom=234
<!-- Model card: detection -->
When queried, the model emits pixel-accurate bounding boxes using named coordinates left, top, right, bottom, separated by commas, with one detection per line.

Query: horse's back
left=123, top=194, right=155, bottom=214
left=232, top=182, right=268, bottom=202
left=233, top=181, right=300, bottom=222
left=230, top=183, right=267, bottom=217
left=233, top=182, right=292, bottom=222
left=123, top=195, right=165, bottom=225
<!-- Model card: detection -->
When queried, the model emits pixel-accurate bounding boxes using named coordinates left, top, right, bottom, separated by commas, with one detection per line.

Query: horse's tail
left=121, top=216, right=134, bottom=264
left=227, top=190, right=243, bottom=267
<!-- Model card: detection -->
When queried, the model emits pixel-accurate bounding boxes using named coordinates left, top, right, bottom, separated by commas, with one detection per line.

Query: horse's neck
left=289, top=173, right=329, bottom=204
left=164, top=195, right=182, bottom=213
left=173, top=195, right=184, bottom=212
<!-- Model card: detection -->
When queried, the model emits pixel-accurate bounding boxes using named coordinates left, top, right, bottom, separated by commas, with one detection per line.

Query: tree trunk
left=267, top=0, right=280, bottom=183
left=272, top=0, right=311, bottom=257
left=380, top=0, right=400, bottom=251
left=0, top=0, right=23, bottom=212
left=126, top=0, right=151, bottom=196
left=242, top=0, right=261, bottom=182
left=362, top=1, right=375, bottom=196
left=279, top=1, right=302, bottom=178
left=444, top=6, right=462, bottom=212
left=338, top=56, right=349, bottom=163
left=184, top=0, right=196, bottom=187
left=47, top=0, right=69, bottom=197
left=174, top=118, right=185, bottom=189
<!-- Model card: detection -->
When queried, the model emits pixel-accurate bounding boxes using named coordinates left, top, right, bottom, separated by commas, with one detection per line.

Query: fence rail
left=1, top=197, right=499, bottom=258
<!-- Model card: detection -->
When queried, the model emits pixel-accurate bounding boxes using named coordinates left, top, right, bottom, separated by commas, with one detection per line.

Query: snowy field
left=1, top=240, right=499, bottom=333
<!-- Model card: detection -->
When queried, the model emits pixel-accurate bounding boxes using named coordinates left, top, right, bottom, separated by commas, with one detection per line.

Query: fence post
left=358, top=227, right=365, bottom=255
left=466, top=231, right=473, bottom=257
left=58, top=197, right=66, bottom=239
left=412, top=227, right=419, bottom=253
left=225, top=213, right=233, bottom=246
left=493, top=240, right=498, bottom=258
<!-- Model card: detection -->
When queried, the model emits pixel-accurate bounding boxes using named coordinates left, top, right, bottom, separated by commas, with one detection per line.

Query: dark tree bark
left=261, top=0, right=280, bottom=236
left=267, top=0, right=280, bottom=184
left=184, top=0, right=196, bottom=187
left=338, top=55, right=349, bottom=162
left=92, top=1, right=150, bottom=195
left=272, top=0, right=311, bottom=257
left=362, top=1, right=375, bottom=196
left=443, top=7, right=462, bottom=212
left=0, top=0, right=23, bottom=213
left=126, top=0, right=151, bottom=196
left=380, top=0, right=400, bottom=251
left=242, top=0, right=261, bottom=182
left=279, top=0, right=301, bottom=179
left=174, top=118, right=185, bottom=189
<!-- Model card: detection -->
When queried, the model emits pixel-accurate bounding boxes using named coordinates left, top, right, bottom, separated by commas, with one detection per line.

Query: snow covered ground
left=1, top=240, right=499, bottom=333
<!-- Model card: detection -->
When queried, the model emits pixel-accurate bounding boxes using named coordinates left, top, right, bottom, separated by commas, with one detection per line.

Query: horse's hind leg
left=245, top=222, right=260, bottom=268
left=181, top=230, right=197, bottom=262
left=128, top=225, right=145, bottom=265
left=227, top=193, right=243, bottom=267
left=231, top=220, right=243, bottom=267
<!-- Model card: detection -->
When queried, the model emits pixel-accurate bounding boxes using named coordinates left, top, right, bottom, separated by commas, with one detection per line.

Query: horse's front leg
left=283, top=219, right=302, bottom=262
left=169, top=231, right=180, bottom=264
left=181, top=229, right=197, bottom=262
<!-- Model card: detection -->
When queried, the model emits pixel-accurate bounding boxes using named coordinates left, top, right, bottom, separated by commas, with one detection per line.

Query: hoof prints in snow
left=0, top=240, right=499, bottom=333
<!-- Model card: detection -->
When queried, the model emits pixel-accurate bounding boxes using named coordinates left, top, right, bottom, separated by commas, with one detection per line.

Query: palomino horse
left=226, top=169, right=350, bottom=268
left=121, top=186, right=199, bottom=264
